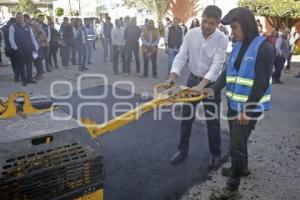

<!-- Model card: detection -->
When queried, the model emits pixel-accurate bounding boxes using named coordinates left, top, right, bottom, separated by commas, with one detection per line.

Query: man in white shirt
left=111, top=19, right=126, bottom=75
left=168, top=5, right=229, bottom=169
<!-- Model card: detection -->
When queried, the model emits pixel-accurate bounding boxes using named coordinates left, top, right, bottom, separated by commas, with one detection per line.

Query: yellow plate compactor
left=0, top=84, right=204, bottom=200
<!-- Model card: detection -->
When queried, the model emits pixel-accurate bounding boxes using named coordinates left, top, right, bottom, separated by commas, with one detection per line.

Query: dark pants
left=71, top=41, right=77, bottom=65
left=126, top=44, right=140, bottom=74
left=226, top=107, right=260, bottom=190
left=273, top=56, right=286, bottom=79
left=286, top=52, right=292, bottom=70
left=178, top=74, right=221, bottom=156
left=113, top=45, right=126, bottom=74
left=5, top=48, right=18, bottom=80
left=143, top=51, right=157, bottom=77
left=33, top=48, right=44, bottom=75
left=41, top=46, right=51, bottom=71
left=12, top=48, right=33, bottom=83
left=75, top=40, right=87, bottom=69
left=50, top=44, right=59, bottom=68
left=61, top=45, right=70, bottom=66
left=104, top=38, right=113, bottom=61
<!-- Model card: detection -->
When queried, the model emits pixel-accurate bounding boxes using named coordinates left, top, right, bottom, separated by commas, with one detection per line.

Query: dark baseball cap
left=221, top=7, right=252, bottom=25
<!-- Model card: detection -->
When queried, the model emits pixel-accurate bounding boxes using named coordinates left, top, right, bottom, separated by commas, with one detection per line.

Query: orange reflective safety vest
left=142, top=27, right=159, bottom=53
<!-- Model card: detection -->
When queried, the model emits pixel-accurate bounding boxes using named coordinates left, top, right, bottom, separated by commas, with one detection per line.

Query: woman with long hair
left=201, top=8, right=274, bottom=200
left=49, top=21, right=60, bottom=69
left=74, top=18, right=88, bottom=71
left=189, top=18, right=200, bottom=29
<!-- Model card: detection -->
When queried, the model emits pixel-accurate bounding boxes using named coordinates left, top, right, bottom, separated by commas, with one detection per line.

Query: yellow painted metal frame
left=81, top=84, right=204, bottom=139
left=76, top=189, right=103, bottom=200
left=0, top=92, right=53, bottom=120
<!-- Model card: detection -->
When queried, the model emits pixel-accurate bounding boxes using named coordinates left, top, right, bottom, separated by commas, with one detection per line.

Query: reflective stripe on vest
left=226, top=91, right=271, bottom=103
left=225, top=35, right=272, bottom=111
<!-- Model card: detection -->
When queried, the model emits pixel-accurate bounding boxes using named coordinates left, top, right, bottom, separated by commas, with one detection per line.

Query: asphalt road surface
left=56, top=85, right=229, bottom=200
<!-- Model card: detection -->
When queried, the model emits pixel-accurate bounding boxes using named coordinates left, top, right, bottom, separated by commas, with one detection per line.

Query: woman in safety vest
left=201, top=7, right=275, bottom=200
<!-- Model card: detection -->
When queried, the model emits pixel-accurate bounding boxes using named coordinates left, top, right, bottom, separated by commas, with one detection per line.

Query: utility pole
left=78, top=0, right=81, bottom=15
left=69, top=0, right=72, bottom=14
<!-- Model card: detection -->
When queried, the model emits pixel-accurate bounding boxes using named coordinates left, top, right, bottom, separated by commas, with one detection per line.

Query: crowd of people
left=0, top=11, right=300, bottom=87
left=0, top=4, right=300, bottom=200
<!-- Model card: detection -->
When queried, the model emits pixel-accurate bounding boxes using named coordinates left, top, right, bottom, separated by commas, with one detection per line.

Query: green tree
left=16, top=0, right=38, bottom=14
left=239, top=0, right=300, bottom=29
left=55, top=7, right=64, bottom=17
left=124, top=0, right=171, bottom=22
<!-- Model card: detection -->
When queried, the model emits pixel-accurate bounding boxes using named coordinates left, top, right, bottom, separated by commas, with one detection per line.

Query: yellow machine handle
left=0, top=92, right=53, bottom=119
left=82, top=83, right=205, bottom=139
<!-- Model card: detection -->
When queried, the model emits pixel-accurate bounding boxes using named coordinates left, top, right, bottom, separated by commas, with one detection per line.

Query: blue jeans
left=167, top=48, right=179, bottom=74
left=87, top=40, right=93, bottom=63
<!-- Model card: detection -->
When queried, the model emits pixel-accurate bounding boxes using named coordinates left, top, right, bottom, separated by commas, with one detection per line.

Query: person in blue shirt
left=85, top=19, right=96, bottom=64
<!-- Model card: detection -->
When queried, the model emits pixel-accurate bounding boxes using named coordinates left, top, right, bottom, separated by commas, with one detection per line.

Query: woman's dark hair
left=75, top=18, right=82, bottom=28
left=202, top=5, right=222, bottom=21
left=190, top=18, right=200, bottom=29
left=222, top=8, right=259, bottom=45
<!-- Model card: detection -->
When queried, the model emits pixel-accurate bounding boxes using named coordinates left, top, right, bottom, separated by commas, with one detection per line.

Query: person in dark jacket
left=273, top=28, right=290, bottom=84
left=103, top=16, right=113, bottom=62
left=49, top=21, right=60, bottom=69
left=201, top=8, right=274, bottom=200
left=24, top=14, right=46, bottom=81
left=37, top=14, right=52, bottom=72
left=124, top=17, right=141, bottom=75
left=9, top=12, right=38, bottom=86
left=61, top=18, right=73, bottom=67
left=2, top=18, right=18, bottom=81
left=165, top=17, right=184, bottom=75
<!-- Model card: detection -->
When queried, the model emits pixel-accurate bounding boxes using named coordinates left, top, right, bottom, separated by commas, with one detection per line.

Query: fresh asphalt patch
left=55, top=85, right=229, bottom=200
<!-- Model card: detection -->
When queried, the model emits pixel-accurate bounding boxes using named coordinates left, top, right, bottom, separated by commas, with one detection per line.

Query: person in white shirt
left=168, top=5, right=229, bottom=169
left=111, top=19, right=126, bottom=75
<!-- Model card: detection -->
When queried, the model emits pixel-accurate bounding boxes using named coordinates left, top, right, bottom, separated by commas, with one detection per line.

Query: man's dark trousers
left=143, top=51, right=157, bottom=77
left=12, top=47, right=34, bottom=83
left=178, top=73, right=221, bottom=156
left=126, top=43, right=140, bottom=74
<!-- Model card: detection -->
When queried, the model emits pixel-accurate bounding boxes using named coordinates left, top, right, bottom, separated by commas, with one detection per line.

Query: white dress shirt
left=170, top=27, right=229, bottom=82
left=111, top=26, right=125, bottom=46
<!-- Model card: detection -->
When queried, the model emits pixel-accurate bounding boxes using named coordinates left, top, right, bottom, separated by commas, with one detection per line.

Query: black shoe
left=14, top=78, right=20, bottom=83
left=170, top=151, right=188, bottom=165
left=221, top=166, right=251, bottom=177
left=209, top=188, right=241, bottom=200
left=276, top=80, right=284, bottom=84
left=34, top=74, right=43, bottom=80
left=46, top=68, right=52, bottom=72
left=27, top=79, right=37, bottom=84
left=83, top=67, right=89, bottom=70
left=22, top=82, right=27, bottom=86
left=88, top=62, right=93, bottom=64
left=209, top=155, right=222, bottom=170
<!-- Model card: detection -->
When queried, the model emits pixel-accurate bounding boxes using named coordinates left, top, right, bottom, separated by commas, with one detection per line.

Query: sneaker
left=170, top=150, right=188, bottom=165
left=210, top=188, right=241, bottom=200
left=34, top=74, right=43, bottom=81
